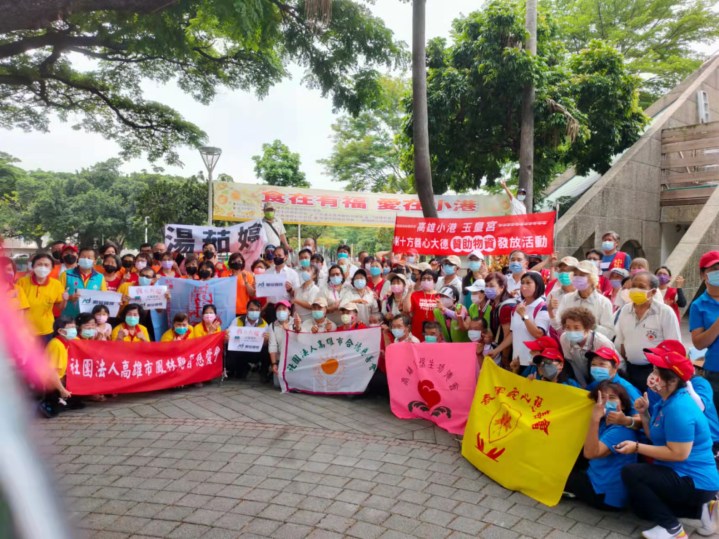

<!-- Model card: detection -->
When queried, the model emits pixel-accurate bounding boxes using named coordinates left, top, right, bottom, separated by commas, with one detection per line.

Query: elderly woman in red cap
left=616, top=347, right=719, bottom=539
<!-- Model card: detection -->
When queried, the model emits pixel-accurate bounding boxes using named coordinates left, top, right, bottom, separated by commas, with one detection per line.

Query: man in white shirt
left=614, top=271, right=681, bottom=392
left=500, top=179, right=527, bottom=215
left=261, top=202, right=291, bottom=253
left=506, top=250, right=528, bottom=296
left=435, top=255, right=463, bottom=294
left=263, top=246, right=300, bottom=321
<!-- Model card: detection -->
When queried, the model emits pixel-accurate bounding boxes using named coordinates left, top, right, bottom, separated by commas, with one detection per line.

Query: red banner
left=66, top=333, right=224, bottom=395
left=392, top=212, right=556, bottom=256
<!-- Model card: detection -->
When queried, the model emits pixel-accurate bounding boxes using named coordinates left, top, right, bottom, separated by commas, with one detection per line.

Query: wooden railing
left=661, top=122, right=719, bottom=206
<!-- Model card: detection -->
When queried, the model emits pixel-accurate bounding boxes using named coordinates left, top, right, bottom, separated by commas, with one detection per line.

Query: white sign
left=77, top=289, right=123, bottom=317
left=128, top=285, right=168, bottom=310
left=228, top=326, right=267, bottom=352
left=254, top=273, right=288, bottom=298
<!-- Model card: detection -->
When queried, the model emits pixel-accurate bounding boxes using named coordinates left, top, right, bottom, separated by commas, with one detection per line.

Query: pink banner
left=386, top=342, right=479, bottom=435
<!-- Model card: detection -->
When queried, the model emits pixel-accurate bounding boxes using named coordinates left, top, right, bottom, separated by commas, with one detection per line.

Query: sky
left=0, top=1, right=483, bottom=190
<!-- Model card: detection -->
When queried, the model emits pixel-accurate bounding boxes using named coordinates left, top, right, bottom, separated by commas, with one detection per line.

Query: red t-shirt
left=105, top=275, right=123, bottom=292
left=410, top=291, right=439, bottom=340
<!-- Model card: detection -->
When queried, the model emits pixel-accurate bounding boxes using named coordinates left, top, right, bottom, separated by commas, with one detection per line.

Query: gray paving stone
left=318, top=514, right=356, bottom=534
left=346, top=520, right=386, bottom=539
left=272, top=522, right=314, bottom=539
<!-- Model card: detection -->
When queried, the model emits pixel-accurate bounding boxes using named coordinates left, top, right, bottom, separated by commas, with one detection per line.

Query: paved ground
left=33, top=379, right=695, bottom=539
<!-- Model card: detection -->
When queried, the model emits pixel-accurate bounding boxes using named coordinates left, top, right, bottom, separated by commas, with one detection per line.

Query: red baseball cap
left=405, top=248, right=419, bottom=256
left=644, top=339, right=686, bottom=357
left=644, top=350, right=694, bottom=382
left=275, top=300, right=292, bottom=309
left=699, top=251, right=719, bottom=270
left=61, top=245, right=79, bottom=254
left=533, top=347, right=564, bottom=363
left=524, top=336, right=560, bottom=351
left=586, top=347, right=620, bottom=365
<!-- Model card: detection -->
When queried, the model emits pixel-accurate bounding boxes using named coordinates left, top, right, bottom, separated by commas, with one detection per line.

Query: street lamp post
left=199, top=146, right=222, bottom=225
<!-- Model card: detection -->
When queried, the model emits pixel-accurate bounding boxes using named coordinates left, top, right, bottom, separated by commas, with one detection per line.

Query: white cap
left=466, top=280, right=486, bottom=292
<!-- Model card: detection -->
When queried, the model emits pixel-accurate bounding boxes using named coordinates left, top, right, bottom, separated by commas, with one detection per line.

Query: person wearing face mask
left=226, top=300, right=271, bottom=380
left=156, top=252, right=178, bottom=278
left=584, top=249, right=614, bottom=299
left=691, top=251, right=719, bottom=414
left=608, top=268, right=631, bottom=311
left=150, top=242, right=167, bottom=272
left=553, top=260, right=614, bottom=340
left=292, top=264, right=320, bottom=322
left=365, top=257, right=385, bottom=294
left=59, top=246, right=108, bottom=319
left=197, top=261, right=215, bottom=281
left=335, top=244, right=358, bottom=280
left=268, top=300, right=293, bottom=387
left=111, top=304, right=150, bottom=342
left=75, top=313, right=99, bottom=341
left=599, top=231, right=632, bottom=276
left=386, top=313, right=419, bottom=345
left=483, top=272, right=515, bottom=367
left=1, top=256, right=29, bottom=311
left=616, top=349, right=719, bottom=539
left=546, top=256, right=578, bottom=316
left=559, top=307, right=619, bottom=387
left=39, top=317, right=79, bottom=417
left=181, top=254, right=200, bottom=280
left=405, top=270, right=440, bottom=340
left=422, top=321, right=444, bottom=343
left=402, top=248, right=419, bottom=268
left=263, top=246, right=300, bottom=323
left=381, top=273, right=410, bottom=322
left=655, top=266, right=685, bottom=322
left=564, top=381, right=638, bottom=511
left=525, top=346, right=581, bottom=387
left=261, top=203, right=291, bottom=253
left=297, top=248, right=313, bottom=274
left=435, top=255, right=463, bottom=295
left=461, top=250, right=488, bottom=308
left=585, top=348, right=641, bottom=414
left=337, top=301, right=366, bottom=331
left=192, top=304, right=222, bottom=338
left=459, top=280, right=490, bottom=328
left=161, top=312, right=193, bottom=342
left=310, top=253, right=328, bottom=285
left=92, top=305, right=112, bottom=340
left=340, top=268, right=379, bottom=326
left=124, top=253, right=152, bottom=285
left=317, top=264, right=345, bottom=326
left=48, top=240, right=66, bottom=266
left=506, top=250, right=528, bottom=297
left=225, top=252, right=255, bottom=318
left=17, top=253, right=67, bottom=343
left=49, top=244, right=79, bottom=280
left=300, top=297, right=336, bottom=334
left=100, top=254, right=123, bottom=292
left=433, top=286, right=469, bottom=343
left=615, top=271, right=681, bottom=392
left=120, top=253, right=135, bottom=277
left=499, top=179, right=527, bottom=215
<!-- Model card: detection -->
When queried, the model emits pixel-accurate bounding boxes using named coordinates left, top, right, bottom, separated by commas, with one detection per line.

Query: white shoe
left=641, top=525, right=687, bottom=539
left=697, top=499, right=718, bottom=536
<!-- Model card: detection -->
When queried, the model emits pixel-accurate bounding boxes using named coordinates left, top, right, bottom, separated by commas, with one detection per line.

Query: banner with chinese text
left=213, top=182, right=508, bottom=227
left=386, top=343, right=478, bottom=435
left=66, top=333, right=224, bottom=395
left=393, top=212, right=556, bottom=256
left=461, top=360, right=593, bottom=506
left=164, top=220, right=266, bottom=265
left=281, top=328, right=381, bottom=394
left=149, top=277, right=237, bottom=342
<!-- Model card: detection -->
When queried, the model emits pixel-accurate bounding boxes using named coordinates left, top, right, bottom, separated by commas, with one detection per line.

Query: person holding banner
left=160, top=313, right=193, bottom=342
left=617, top=349, right=719, bottom=539
left=340, top=269, right=379, bottom=326
left=300, top=297, right=336, bottom=333
left=319, top=264, right=346, bottom=327
left=17, top=253, right=67, bottom=343
left=60, top=246, right=108, bottom=319
left=111, top=304, right=150, bottom=342
left=192, top=304, right=222, bottom=338
left=337, top=301, right=367, bottom=331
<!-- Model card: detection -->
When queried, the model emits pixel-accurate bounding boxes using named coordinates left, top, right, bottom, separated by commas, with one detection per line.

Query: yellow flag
left=462, top=360, right=594, bottom=506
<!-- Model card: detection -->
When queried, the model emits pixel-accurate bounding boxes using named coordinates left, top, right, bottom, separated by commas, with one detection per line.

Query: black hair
left=120, top=303, right=144, bottom=318
left=337, top=244, right=351, bottom=253
left=91, top=304, right=110, bottom=316
left=423, top=321, right=442, bottom=333
left=588, top=381, right=633, bottom=416
left=100, top=242, right=118, bottom=255
left=420, top=269, right=438, bottom=283
left=298, top=248, right=313, bottom=259
left=520, top=271, right=545, bottom=301
left=247, top=299, right=262, bottom=310
left=229, top=252, right=246, bottom=266
left=328, top=264, right=345, bottom=281
left=251, top=259, right=267, bottom=270
left=440, top=286, right=460, bottom=302
left=49, top=240, right=66, bottom=248
left=585, top=249, right=603, bottom=259
left=31, top=252, right=54, bottom=266
left=53, top=316, right=75, bottom=335
left=173, top=312, right=189, bottom=323
left=391, top=314, right=412, bottom=328
left=199, top=261, right=215, bottom=276
left=202, top=241, right=216, bottom=250
left=655, top=266, right=672, bottom=277
left=103, top=254, right=121, bottom=269
left=353, top=268, right=367, bottom=281
left=311, top=253, right=324, bottom=263
left=75, top=312, right=95, bottom=327
left=202, top=304, right=217, bottom=315
left=78, top=246, right=95, bottom=257
left=139, top=243, right=152, bottom=250
left=655, top=367, right=687, bottom=390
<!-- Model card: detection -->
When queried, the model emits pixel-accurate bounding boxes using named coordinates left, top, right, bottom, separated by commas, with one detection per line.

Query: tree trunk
left=518, top=0, right=537, bottom=213
left=412, top=0, right=437, bottom=218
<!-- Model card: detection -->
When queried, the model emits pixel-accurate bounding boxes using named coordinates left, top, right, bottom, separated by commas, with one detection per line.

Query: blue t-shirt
left=649, top=388, right=719, bottom=491
left=587, top=374, right=641, bottom=413
left=690, top=376, right=719, bottom=445
left=521, top=365, right=583, bottom=388
left=587, top=422, right=637, bottom=508
left=689, top=292, right=719, bottom=372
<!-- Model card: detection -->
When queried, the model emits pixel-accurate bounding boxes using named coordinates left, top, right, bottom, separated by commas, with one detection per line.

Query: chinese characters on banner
left=78, top=289, right=123, bottom=317
left=164, top=219, right=266, bottom=266
left=128, top=285, right=167, bottom=310
left=386, top=342, right=478, bottom=435
left=213, top=182, right=509, bottom=227
left=281, top=328, right=381, bottom=395
left=393, top=212, right=556, bottom=256
left=66, top=333, right=224, bottom=395
left=461, top=360, right=593, bottom=506
left=228, top=326, right=266, bottom=352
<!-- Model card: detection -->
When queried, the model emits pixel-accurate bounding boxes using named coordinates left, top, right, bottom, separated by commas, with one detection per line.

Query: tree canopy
left=0, top=0, right=405, bottom=165
left=252, top=139, right=310, bottom=188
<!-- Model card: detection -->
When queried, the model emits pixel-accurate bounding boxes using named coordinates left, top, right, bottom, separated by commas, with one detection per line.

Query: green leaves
left=252, top=139, right=310, bottom=188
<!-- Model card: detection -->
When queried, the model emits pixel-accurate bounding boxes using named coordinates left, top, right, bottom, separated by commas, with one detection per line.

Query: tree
left=518, top=0, right=538, bottom=212
left=0, top=1, right=405, bottom=164
left=405, top=0, right=647, bottom=198
left=551, top=0, right=719, bottom=106
left=252, top=139, right=310, bottom=188
left=320, top=76, right=413, bottom=193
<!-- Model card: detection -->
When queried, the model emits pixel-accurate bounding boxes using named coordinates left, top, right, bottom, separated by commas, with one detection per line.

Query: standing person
left=293, top=264, right=320, bottom=322
left=462, top=280, right=490, bottom=328
left=485, top=272, right=515, bottom=367
left=504, top=272, right=550, bottom=373
left=263, top=246, right=300, bottom=323
left=435, top=255, right=463, bottom=295
left=691, top=251, right=719, bottom=413
left=17, top=253, right=67, bottom=343
left=381, top=273, right=409, bottom=322
left=656, top=267, right=686, bottom=322
left=615, top=271, right=681, bottom=392
left=157, top=252, right=179, bottom=278
left=49, top=244, right=79, bottom=279
left=60, top=246, right=107, bottom=319
left=310, top=252, right=328, bottom=285
left=319, top=264, right=346, bottom=327
left=462, top=250, right=488, bottom=308
left=183, top=254, right=200, bottom=280
left=499, top=179, right=527, bottom=215
left=227, top=252, right=255, bottom=317
left=340, top=268, right=379, bottom=326
left=366, top=257, right=385, bottom=295
left=151, top=242, right=167, bottom=272
left=608, top=268, right=630, bottom=311
left=48, top=241, right=66, bottom=270
left=336, top=244, right=358, bottom=280
left=406, top=269, right=440, bottom=341
left=506, top=250, right=528, bottom=297
left=2, top=256, right=29, bottom=310
left=616, top=349, right=719, bottom=539
left=599, top=231, right=632, bottom=276
left=261, top=202, right=291, bottom=253
left=546, top=256, right=578, bottom=314
left=585, top=249, right=613, bottom=298
left=101, top=254, right=123, bottom=292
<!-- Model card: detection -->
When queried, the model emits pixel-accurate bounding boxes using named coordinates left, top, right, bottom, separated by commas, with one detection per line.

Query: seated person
left=300, top=297, right=336, bottom=333
left=524, top=345, right=582, bottom=387
left=161, top=312, right=193, bottom=341
left=111, top=303, right=150, bottom=342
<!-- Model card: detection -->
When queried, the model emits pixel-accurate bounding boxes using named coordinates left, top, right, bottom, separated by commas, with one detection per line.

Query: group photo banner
left=164, top=220, right=266, bottom=264
left=66, top=333, right=224, bottom=395
left=213, top=182, right=509, bottom=227
left=393, top=212, right=556, bottom=256
left=281, top=328, right=381, bottom=395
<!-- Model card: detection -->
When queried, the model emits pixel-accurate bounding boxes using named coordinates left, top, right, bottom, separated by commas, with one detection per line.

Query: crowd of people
left=4, top=205, right=719, bottom=538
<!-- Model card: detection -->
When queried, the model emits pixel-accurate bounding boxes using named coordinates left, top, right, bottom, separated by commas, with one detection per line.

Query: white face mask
left=33, top=266, right=51, bottom=279
left=341, top=314, right=353, bottom=325
left=517, top=194, right=526, bottom=202
left=203, top=313, right=216, bottom=323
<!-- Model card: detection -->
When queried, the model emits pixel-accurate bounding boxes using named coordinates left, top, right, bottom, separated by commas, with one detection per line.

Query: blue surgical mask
left=591, top=366, right=611, bottom=382
left=370, top=267, right=382, bottom=277
left=299, top=259, right=311, bottom=268
left=247, top=311, right=260, bottom=321
left=708, top=270, right=719, bottom=287
left=175, top=326, right=189, bottom=335
left=509, top=262, right=523, bottom=274
left=354, top=279, right=366, bottom=290
left=138, top=276, right=152, bottom=286
left=337, top=253, right=349, bottom=260
left=424, top=335, right=438, bottom=343
left=276, top=310, right=289, bottom=322
left=62, top=327, right=77, bottom=340
left=443, top=265, right=456, bottom=276
left=310, top=310, right=324, bottom=321
left=565, top=330, right=585, bottom=343
left=517, top=194, right=526, bottom=202
left=407, top=256, right=416, bottom=264
left=391, top=328, right=405, bottom=339
left=383, top=267, right=390, bottom=275
left=468, top=261, right=481, bottom=272
left=300, top=271, right=312, bottom=282
left=604, top=400, right=619, bottom=414
left=601, top=241, right=615, bottom=252
left=78, top=258, right=94, bottom=270
left=125, top=315, right=140, bottom=327
left=557, top=272, right=572, bottom=286
left=330, top=276, right=343, bottom=286
left=81, top=328, right=96, bottom=339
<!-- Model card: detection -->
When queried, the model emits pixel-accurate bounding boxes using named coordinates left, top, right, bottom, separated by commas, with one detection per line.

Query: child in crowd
left=92, top=305, right=112, bottom=340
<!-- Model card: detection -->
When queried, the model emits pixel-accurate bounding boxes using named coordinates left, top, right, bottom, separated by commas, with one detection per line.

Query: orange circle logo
left=321, top=358, right=339, bottom=375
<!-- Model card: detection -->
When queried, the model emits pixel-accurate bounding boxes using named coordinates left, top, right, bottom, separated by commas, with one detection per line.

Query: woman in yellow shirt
left=160, top=312, right=194, bottom=342
left=2, top=256, right=29, bottom=310
left=40, top=316, right=78, bottom=417
left=111, top=303, right=150, bottom=342
left=17, top=253, right=67, bottom=343
left=192, top=304, right=222, bottom=338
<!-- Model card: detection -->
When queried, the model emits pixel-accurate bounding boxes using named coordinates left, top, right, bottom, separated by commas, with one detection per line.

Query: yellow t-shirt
left=160, top=327, right=194, bottom=342
left=192, top=322, right=221, bottom=338
left=111, top=323, right=150, bottom=342
left=17, top=275, right=65, bottom=336
left=46, top=337, right=69, bottom=378
left=7, top=284, right=30, bottom=310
